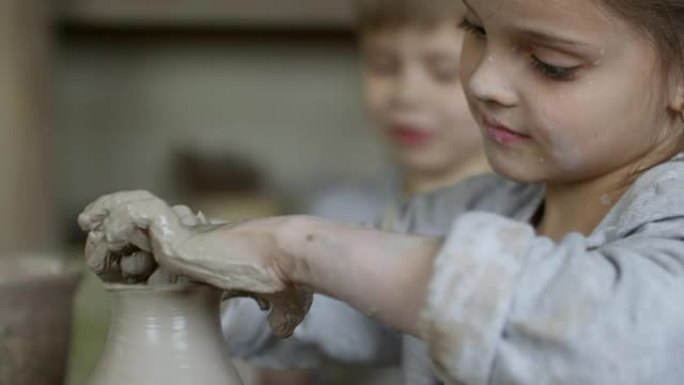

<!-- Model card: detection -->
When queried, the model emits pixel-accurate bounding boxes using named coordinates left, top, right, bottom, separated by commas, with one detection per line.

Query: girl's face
left=460, top=0, right=684, bottom=184
left=362, top=23, right=483, bottom=176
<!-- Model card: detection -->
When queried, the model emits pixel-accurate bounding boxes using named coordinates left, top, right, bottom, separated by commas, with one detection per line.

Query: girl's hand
left=78, top=190, right=188, bottom=277
left=78, top=190, right=312, bottom=337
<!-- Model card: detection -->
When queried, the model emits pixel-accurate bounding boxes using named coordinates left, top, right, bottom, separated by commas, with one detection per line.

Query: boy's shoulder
left=403, top=173, right=544, bottom=236
left=424, top=172, right=543, bottom=217
left=307, top=172, right=396, bottom=224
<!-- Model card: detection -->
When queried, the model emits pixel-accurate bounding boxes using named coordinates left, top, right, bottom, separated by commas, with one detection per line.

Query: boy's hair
left=355, top=0, right=464, bottom=32
left=597, top=0, right=684, bottom=76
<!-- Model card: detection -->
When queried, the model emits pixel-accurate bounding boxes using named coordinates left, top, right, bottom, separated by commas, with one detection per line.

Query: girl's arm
left=77, top=190, right=441, bottom=337
left=178, top=215, right=442, bottom=337
left=275, top=216, right=442, bottom=336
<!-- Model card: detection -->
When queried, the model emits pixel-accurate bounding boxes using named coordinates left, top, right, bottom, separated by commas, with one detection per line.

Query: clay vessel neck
left=88, top=284, right=243, bottom=385
left=108, top=284, right=221, bottom=342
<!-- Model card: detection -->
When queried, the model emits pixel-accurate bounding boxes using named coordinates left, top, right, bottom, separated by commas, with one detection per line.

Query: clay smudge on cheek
left=545, top=126, right=585, bottom=171
left=536, top=106, right=585, bottom=171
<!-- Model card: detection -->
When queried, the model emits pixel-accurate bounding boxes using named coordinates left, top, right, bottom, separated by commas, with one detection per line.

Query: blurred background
left=0, top=0, right=388, bottom=384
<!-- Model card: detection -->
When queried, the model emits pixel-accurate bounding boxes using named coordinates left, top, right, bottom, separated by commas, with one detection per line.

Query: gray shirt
left=225, top=154, right=684, bottom=384
left=421, top=154, right=684, bottom=384
left=222, top=172, right=542, bottom=384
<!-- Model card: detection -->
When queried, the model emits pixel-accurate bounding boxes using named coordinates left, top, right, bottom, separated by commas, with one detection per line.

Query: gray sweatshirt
left=422, top=154, right=684, bottom=384
left=222, top=172, right=541, bottom=384
left=225, top=155, right=684, bottom=384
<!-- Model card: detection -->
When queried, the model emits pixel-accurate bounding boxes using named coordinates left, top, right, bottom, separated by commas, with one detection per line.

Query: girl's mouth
left=483, top=118, right=530, bottom=145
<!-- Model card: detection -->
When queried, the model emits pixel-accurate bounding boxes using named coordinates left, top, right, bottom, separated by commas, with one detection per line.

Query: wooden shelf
left=58, top=0, right=355, bottom=29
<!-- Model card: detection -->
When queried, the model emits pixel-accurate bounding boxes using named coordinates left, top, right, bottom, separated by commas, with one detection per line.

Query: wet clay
left=87, top=284, right=243, bottom=385
left=79, top=191, right=312, bottom=338
left=79, top=198, right=245, bottom=384
left=0, top=255, right=82, bottom=385
left=79, top=192, right=275, bottom=290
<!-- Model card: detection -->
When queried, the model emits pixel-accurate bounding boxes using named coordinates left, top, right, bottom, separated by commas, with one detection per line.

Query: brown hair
left=598, top=0, right=684, bottom=75
left=355, top=0, right=465, bottom=32
left=596, top=1, right=684, bottom=171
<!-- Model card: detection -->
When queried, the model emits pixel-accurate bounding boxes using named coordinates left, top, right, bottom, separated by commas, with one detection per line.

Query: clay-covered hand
left=78, top=191, right=312, bottom=338
left=77, top=190, right=190, bottom=280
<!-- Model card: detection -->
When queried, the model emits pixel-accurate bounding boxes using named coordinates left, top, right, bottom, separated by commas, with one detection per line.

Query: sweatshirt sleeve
left=420, top=212, right=684, bottom=385
left=222, top=294, right=401, bottom=368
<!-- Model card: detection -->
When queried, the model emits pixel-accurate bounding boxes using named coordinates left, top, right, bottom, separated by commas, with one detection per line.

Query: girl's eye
left=531, top=56, right=579, bottom=81
left=458, top=18, right=486, bottom=38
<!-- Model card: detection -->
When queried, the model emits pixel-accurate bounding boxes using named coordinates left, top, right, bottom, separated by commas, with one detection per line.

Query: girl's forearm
left=276, top=216, right=442, bottom=336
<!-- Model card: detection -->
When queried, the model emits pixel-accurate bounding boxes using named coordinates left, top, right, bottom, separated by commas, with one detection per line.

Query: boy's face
left=361, top=23, right=483, bottom=175
left=459, top=0, right=684, bottom=184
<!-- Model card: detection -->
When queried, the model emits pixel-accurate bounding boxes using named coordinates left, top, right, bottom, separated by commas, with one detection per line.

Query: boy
left=225, top=0, right=486, bottom=384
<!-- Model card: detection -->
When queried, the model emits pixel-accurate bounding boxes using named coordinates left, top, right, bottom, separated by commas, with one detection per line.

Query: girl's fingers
left=120, top=251, right=157, bottom=281
left=78, top=191, right=156, bottom=231
left=100, top=200, right=167, bottom=251
left=101, top=210, right=136, bottom=251
left=85, top=231, right=111, bottom=274
left=172, top=205, right=201, bottom=226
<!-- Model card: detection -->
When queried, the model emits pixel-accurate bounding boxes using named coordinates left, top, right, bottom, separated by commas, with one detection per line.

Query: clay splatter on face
left=546, top=127, right=585, bottom=171
left=600, top=193, right=612, bottom=206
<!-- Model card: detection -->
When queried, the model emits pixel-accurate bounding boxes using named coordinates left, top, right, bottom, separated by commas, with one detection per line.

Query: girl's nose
left=467, top=55, right=518, bottom=108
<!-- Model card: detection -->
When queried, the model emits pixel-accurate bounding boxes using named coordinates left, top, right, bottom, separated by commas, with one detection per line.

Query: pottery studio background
left=1, top=1, right=388, bottom=384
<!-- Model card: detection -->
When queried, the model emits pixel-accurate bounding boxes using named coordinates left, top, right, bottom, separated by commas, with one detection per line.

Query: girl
left=79, top=0, right=684, bottom=383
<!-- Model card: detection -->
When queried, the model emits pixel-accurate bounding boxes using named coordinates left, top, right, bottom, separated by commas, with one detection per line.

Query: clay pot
left=87, top=283, right=243, bottom=385
left=0, top=255, right=82, bottom=385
